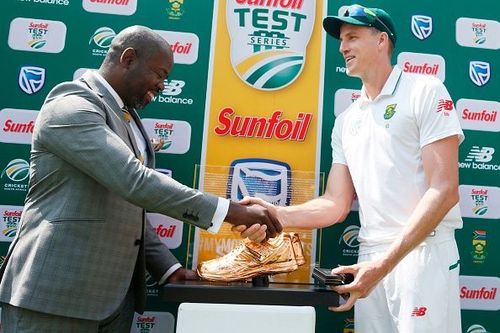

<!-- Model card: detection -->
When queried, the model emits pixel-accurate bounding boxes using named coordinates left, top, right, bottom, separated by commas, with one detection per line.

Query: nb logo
left=465, top=146, right=495, bottom=163
left=411, top=306, right=427, bottom=317
left=162, top=80, right=185, bottom=96
left=437, top=99, right=453, bottom=112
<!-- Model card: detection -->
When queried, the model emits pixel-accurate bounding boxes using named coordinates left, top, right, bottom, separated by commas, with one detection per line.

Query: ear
left=378, top=32, right=389, bottom=49
left=119, top=47, right=137, bottom=68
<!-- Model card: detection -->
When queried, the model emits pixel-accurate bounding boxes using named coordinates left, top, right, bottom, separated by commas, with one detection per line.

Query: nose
left=339, top=40, right=347, bottom=55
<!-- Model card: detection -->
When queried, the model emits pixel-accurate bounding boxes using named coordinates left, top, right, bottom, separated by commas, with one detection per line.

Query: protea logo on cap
left=226, top=0, right=314, bottom=91
left=1, top=159, right=29, bottom=182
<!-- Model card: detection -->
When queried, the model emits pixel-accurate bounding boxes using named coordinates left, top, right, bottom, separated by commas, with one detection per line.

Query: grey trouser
left=1, top=287, right=135, bottom=333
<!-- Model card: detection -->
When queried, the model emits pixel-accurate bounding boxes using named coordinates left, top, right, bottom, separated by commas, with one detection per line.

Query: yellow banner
left=194, top=0, right=325, bottom=283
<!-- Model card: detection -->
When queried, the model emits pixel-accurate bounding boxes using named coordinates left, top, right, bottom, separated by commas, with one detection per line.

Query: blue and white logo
left=411, top=15, right=433, bottom=40
left=228, top=159, right=291, bottom=206
left=469, top=61, right=490, bottom=86
left=18, top=66, right=45, bottom=94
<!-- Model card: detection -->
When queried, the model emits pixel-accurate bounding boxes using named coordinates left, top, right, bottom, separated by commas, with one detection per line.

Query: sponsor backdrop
left=0, top=0, right=498, bottom=332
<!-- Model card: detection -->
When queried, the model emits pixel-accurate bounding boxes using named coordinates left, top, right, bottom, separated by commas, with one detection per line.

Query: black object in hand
left=312, top=267, right=354, bottom=286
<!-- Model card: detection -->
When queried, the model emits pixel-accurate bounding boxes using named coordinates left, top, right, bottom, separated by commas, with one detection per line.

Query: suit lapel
left=80, top=71, right=143, bottom=161
left=128, top=108, right=155, bottom=168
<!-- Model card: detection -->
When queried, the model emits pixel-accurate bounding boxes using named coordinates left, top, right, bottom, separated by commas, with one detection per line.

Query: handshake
left=225, top=197, right=282, bottom=243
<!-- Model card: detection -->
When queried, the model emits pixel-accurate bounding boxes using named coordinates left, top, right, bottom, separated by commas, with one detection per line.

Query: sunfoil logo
left=214, top=108, right=312, bottom=141
left=456, top=17, right=500, bottom=50
left=89, top=27, right=116, bottom=57
left=82, top=0, right=137, bottom=16
left=27, top=22, right=47, bottom=49
left=459, top=185, right=500, bottom=219
left=0, top=206, right=23, bottom=241
left=154, top=30, right=199, bottom=65
left=333, top=88, right=361, bottom=116
left=397, top=52, right=445, bottom=82
left=459, top=275, right=500, bottom=311
left=146, top=213, right=183, bottom=249
left=142, top=118, right=191, bottom=154
left=0, top=108, right=38, bottom=145
left=8, top=18, right=66, bottom=53
left=1, top=159, right=29, bottom=182
left=226, top=0, right=314, bottom=90
left=470, top=188, right=488, bottom=216
left=457, top=99, right=499, bottom=132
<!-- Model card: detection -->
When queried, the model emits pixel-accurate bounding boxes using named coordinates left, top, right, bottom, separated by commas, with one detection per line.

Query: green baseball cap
left=323, top=4, right=397, bottom=46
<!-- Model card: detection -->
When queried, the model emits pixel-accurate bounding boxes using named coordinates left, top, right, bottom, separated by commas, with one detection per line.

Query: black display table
left=160, top=280, right=340, bottom=306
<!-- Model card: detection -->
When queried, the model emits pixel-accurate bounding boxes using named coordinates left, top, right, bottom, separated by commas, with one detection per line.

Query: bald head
left=98, top=25, right=174, bottom=110
left=104, top=25, right=173, bottom=65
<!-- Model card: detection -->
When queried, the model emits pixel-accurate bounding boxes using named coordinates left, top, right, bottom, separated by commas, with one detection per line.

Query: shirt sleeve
left=413, top=76, right=465, bottom=148
left=206, top=197, right=230, bottom=233
left=331, top=113, right=347, bottom=165
left=158, top=263, right=182, bottom=285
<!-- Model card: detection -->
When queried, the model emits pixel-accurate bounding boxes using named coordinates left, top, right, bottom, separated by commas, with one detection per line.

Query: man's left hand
left=167, top=268, right=199, bottom=283
left=328, top=260, right=389, bottom=312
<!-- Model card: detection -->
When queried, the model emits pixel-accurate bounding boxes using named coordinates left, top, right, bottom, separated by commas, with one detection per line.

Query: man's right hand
left=225, top=200, right=282, bottom=241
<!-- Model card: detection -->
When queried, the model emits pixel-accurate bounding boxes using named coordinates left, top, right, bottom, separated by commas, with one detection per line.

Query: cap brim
left=323, top=16, right=370, bottom=39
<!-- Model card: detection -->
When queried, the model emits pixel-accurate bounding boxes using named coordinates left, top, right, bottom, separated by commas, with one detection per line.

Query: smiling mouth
left=345, top=56, right=355, bottom=65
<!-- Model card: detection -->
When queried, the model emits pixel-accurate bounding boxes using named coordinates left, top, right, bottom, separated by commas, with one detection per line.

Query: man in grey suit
left=0, top=26, right=281, bottom=332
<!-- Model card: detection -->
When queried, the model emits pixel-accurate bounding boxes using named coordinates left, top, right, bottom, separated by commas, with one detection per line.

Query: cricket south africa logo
left=89, top=27, right=116, bottom=56
left=1, top=159, right=29, bottom=182
left=226, top=0, right=315, bottom=90
left=89, top=27, right=115, bottom=48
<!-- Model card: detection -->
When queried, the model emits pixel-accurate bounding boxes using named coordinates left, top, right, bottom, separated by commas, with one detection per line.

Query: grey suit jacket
left=0, top=71, right=218, bottom=320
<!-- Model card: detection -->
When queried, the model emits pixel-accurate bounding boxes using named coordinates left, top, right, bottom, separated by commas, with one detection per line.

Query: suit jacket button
left=134, top=239, right=141, bottom=246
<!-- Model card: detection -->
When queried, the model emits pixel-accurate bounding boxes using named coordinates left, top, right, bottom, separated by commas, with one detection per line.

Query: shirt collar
left=359, top=66, right=402, bottom=103
left=92, top=70, right=125, bottom=109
